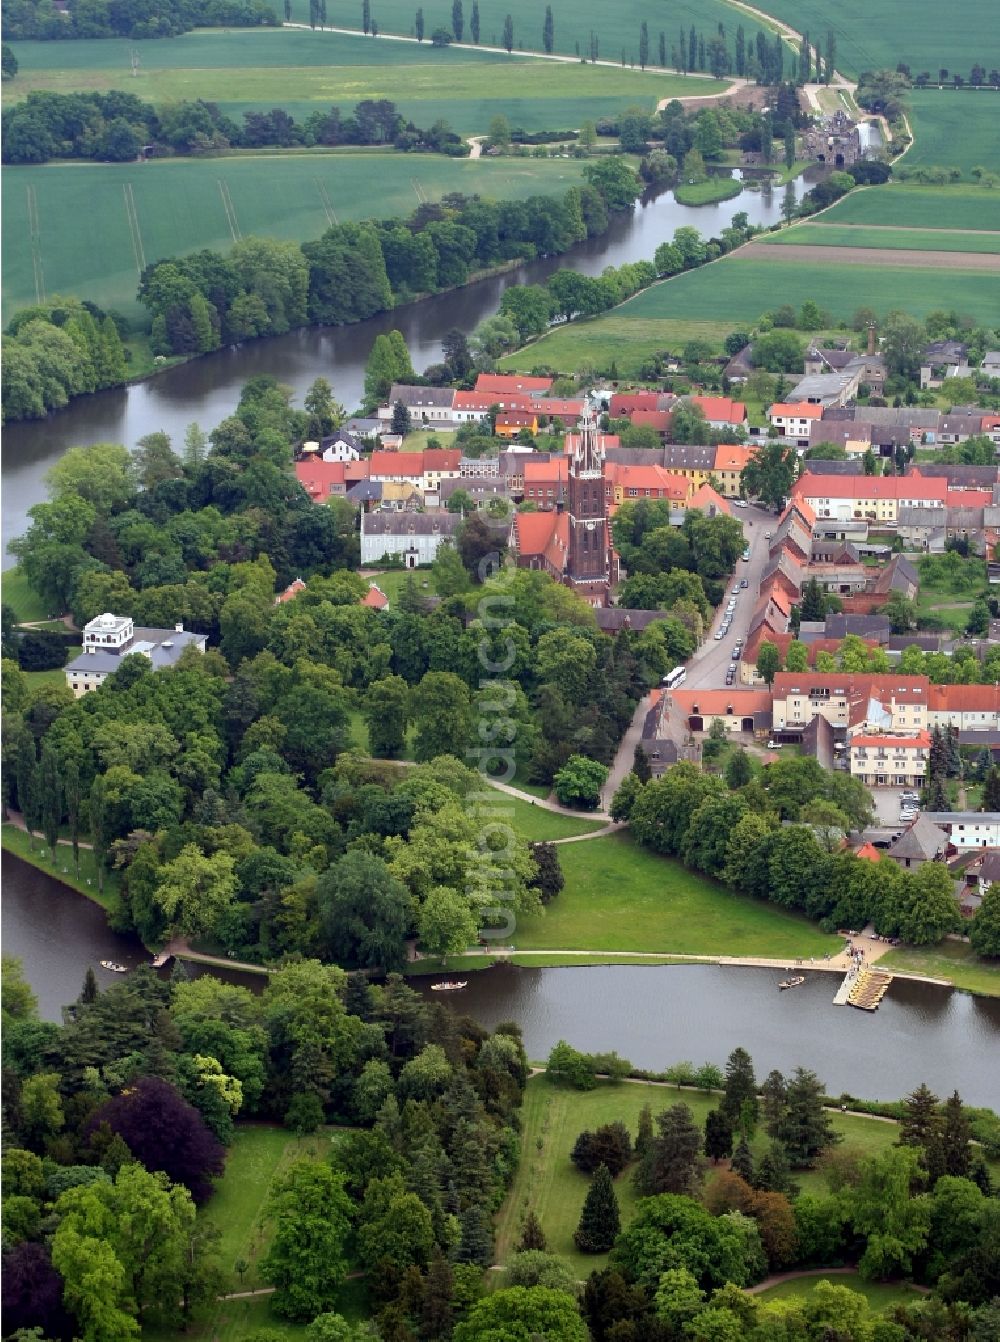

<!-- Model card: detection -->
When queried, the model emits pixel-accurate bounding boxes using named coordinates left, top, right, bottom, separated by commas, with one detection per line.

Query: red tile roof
left=295, top=460, right=347, bottom=497
left=276, top=577, right=307, bottom=604
left=454, top=389, right=529, bottom=412
left=770, top=402, right=824, bottom=420
left=687, top=482, right=731, bottom=514
left=630, top=410, right=673, bottom=432
left=773, top=672, right=931, bottom=701
left=928, top=684, right=1000, bottom=712
left=524, top=458, right=568, bottom=484
left=496, top=411, right=537, bottom=429
left=712, top=443, right=753, bottom=473
left=671, top=688, right=773, bottom=716
left=361, top=583, right=389, bottom=610
left=851, top=732, right=931, bottom=749
left=855, top=842, right=881, bottom=863
left=690, top=395, right=747, bottom=424
left=534, top=398, right=585, bottom=418
left=792, top=475, right=948, bottom=503
left=947, top=489, right=993, bottom=507
left=476, top=373, right=553, bottom=394
left=610, top=391, right=662, bottom=416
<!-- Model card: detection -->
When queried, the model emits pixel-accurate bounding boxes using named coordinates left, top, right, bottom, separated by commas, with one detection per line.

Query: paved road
left=685, top=501, right=775, bottom=691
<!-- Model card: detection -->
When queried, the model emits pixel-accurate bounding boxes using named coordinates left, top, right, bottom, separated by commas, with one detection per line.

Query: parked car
left=899, top=808, right=918, bottom=822
left=731, top=649, right=740, bottom=661
left=733, top=498, right=747, bottom=508
left=740, top=578, right=749, bottom=589
left=741, top=548, right=751, bottom=561
left=764, top=531, right=772, bottom=540
left=714, top=629, right=724, bottom=640
left=900, top=791, right=919, bottom=804
left=732, top=584, right=741, bottom=595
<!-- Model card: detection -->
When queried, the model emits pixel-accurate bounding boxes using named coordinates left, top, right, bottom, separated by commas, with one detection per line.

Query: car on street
left=900, top=791, right=919, bottom=804
left=764, top=531, right=772, bottom=540
left=899, top=808, right=918, bottom=822
left=740, top=578, right=749, bottom=589
left=732, top=585, right=741, bottom=595
left=731, top=649, right=740, bottom=661
left=725, top=671, right=735, bottom=685
left=714, top=630, right=724, bottom=640
left=733, top=498, right=747, bottom=508
left=741, top=548, right=751, bottom=561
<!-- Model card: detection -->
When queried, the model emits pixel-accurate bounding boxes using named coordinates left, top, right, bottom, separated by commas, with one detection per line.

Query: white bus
left=663, top=666, right=687, bottom=691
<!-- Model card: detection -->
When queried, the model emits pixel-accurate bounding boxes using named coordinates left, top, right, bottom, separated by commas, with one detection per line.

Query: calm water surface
left=7, top=857, right=998, bottom=1106
left=2, top=176, right=807, bottom=559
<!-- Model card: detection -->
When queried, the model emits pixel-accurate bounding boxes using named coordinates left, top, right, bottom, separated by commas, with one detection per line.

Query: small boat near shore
left=430, top=980, right=468, bottom=992
left=99, top=960, right=128, bottom=974
left=778, top=976, right=805, bottom=990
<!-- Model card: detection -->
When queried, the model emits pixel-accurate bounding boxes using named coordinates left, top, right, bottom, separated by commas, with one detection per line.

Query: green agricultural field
left=615, top=256, right=1000, bottom=324
left=1, top=154, right=587, bottom=318
left=282, top=0, right=774, bottom=62
left=512, top=832, right=839, bottom=957
left=818, top=185, right=1000, bottom=231
left=764, top=224, right=1000, bottom=253
left=754, top=1273, right=926, bottom=1311
left=731, top=0, right=992, bottom=77
left=905, top=90, right=1000, bottom=179
left=4, top=28, right=722, bottom=131
left=494, top=1076, right=912, bottom=1273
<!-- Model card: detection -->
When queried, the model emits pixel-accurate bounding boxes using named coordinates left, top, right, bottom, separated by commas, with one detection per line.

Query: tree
left=571, top=1122, right=632, bottom=1175
left=724, top=750, right=752, bottom=789
left=454, top=1286, right=588, bottom=1342
left=542, top=4, right=553, bottom=53
left=363, top=334, right=400, bottom=408
left=611, top=772, right=643, bottom=822
left=317, top=850, right=410, bottom=971
left=741, top=441, right=798, bottom=510
left=553, top=755, right=607, bottom=809
left=731, top=1136, right=754, bottom=1183
left=262, top=1161, right=353, bottom=1321
left=451, top=0, right=463, bottom=40
left=939, top=1091, right=972, bottom=1178
left=154, top=845, right=237, bottom=941
left=519, top=1211, right=547, bottom=1252
left=635, top=1104, right=704, bottom=1197
left=411, top=671, right=472, bottom=761
left=431, top=24, right=452, bottom=45
left=38, top=743, right=62, bottom=865
left=418, top=886, right=478, bottom=959
left=776, top=1067, right=840, bottom=1167
left=721, top=1048, right=758, bottom=1131
left=470, top=0, right=479, bottom=42
left=364, top=674, right=410, bottom=758
left=852, top=1146, right=931, bottom=1280
left=971, top=886, right=1000, bottom=958
left=86, top=1077, right=224, bottom=1203
left=502, top=13, right=514, bottom=52
left=705, top=1109, right=733, bottom=1163
left=638, top=20, right=649, bottom=69
left=414, top=7, right=424, bottom=39
left=575, top=1164, right=620, bottom=1252
left=304, top=377, right=343, bottom=440
left=528, top=842, right=564, bottom=903
left=756, top=641, right=782, bottom=686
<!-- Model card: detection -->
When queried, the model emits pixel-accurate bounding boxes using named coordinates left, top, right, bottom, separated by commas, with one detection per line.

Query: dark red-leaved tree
left=2, top=1242, right=72, bottom=1339
left=86, top=1076, right=224, bottom=1203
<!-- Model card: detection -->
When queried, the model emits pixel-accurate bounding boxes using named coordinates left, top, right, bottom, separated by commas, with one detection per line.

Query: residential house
left=686, top=395, right=747, bottom=431
left=295, top=459, right=349, bottom=500
left=887, top=814, right=949, bottom=869
left=360, top=512, right=462, bottom=567
left=65, top=613, right=207, bottom=697
left=609, top=390, right=666, bottom=416
left=630, top=409, right=674, bottom=438
left=475, top=372, right=553, bottom=396
left=927, top=684, right=1000, bottom=732
left=711, top=443, right=753, bottom=497
left=670, top=688, right=773, bottom=734
left=275, top=578, right=307, bottom=605
left=769, top=402, right=825, bottom=443
left=787, top=369, right=861, bottom=408
left=495, top=410, right=538, bottom=439
left=604, top=462, right=691, bottom=507
left=368, top=449, right=462, bottom=495
left=377, top=385, right=456, bottom=426
left=791, top=473, right=948, bottom=522
left=920, top=341, right=971, bottom=390
left=771, top=672, right=931, bottom=733
left=318, top=431, right=363, bottom=462
left=923, top=812, right=1000, bottom=850
left=361, top=582, right=389, bottom=610
left=849, top=730, right=930, bottom=788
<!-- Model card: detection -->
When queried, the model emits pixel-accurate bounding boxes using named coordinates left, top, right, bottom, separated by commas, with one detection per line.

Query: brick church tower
left=566, top=405, right=611, bottom=606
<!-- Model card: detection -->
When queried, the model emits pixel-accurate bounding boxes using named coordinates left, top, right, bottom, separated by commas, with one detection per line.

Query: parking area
left=870, top=787, right=920, bottom=827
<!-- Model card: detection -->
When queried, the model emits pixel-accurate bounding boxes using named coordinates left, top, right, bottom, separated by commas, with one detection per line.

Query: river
left=6, top=857, right=999, bottom=1106
left=1, top=174, right=807, bottom=560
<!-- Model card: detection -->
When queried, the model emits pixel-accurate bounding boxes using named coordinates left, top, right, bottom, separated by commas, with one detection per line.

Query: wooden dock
left=832, top=970, right=856, bottom=1006
left=847, top=969, right=894, bottom=1011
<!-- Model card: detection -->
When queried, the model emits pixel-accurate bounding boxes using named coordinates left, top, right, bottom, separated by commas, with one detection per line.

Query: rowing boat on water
left=430, top=980, right=468, bottom=992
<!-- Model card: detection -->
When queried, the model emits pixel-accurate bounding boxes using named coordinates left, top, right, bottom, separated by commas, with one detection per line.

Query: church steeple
left=566, top=402, right=610, bottom=604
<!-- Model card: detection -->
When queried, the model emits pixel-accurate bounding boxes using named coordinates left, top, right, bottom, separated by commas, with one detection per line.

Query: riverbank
left=1, top=823, right=119, bottom=913
left=674, top=175, right=744, bottom=205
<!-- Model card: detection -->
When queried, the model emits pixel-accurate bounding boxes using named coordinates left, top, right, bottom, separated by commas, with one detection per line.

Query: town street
left=684, top=501, right=775, bottom=690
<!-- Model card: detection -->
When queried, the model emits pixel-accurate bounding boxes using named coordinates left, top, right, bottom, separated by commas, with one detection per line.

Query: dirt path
left=740, top=241, right=1000, bottom=270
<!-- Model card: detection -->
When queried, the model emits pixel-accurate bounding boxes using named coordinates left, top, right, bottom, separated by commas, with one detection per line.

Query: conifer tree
left=519, top=1211, right=547, bottom=1252
left=939, top=1091, right=972, bottom=1178
left=722, top=1047, right=758, bottom=1128
left=731, top=1135, right=754, bottom=1183
left=542, top=5, right=553, bottom=54
left=502, top=13, right=513, bottom=52
left=420, top=1250, right=454, bottom=1340
left=704, top=1109, right=733, bottom=1163
left=451, top=0, right=463, bottom=41
left=470, top=0, right=479, bottom=42
left=635, top=1104, right=653, bottom=1160
left=899, top=1082, right=940, bottom=1151
left=574, top=1164, right=620, bottom=1253
left=776, top=1067, right=840, bottom=1167
left=632, top=744, right=652, bottom=783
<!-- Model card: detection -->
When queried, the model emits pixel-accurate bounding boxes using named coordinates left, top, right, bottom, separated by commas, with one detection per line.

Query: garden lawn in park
left=3, top=28, right=722, bottom=131
left=880, top=941, right=1000, bottom=997
left=2, top=567, right=51, bottom=622
left=2, top=154, right=587, bottom=318
left=904, top=90, right=1000, bottom=180
left=482, top=789, right=607, bottom=842
left=763, top=224, right=1000, bottom=253
left=728, top=0, right=993, bottom=77
left=208, top=1124, right=350, bottom=1291
left=144, top=1297, right=311, bottom=1342
left=512, top=832, right=839, bottom=957
left=818, top=185, right=1000, bottom=232
left=20, top=652, right=81, bottom=692
left=1, top=823, right=122, bottom=914
left=281, top=0, right=773, bottom=61
left=494, top=1076, right=911, bottom=1274
left=754, top=1273, right=926, bottom=1310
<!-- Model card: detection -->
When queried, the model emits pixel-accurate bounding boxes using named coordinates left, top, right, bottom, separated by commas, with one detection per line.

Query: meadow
left=818, top=185, right=1000, bottom=231
left=763, top=223, right=1000, bottom=253
left=512, top=832, right=839, bottom=958
left=502, top=315, right=736, bottom=375
left=905, top=90, right=1000, bottom=178
left=2, top=28, right=712, bottom=133
left=728, top=0, right=992, bottom=78
left=879, top=941, right=1000, bottom=998
left=754, top=1273, right=926, bottom=1310
left=1, top=153, right=587, bottom=318
left=494, top=1074, right=918, bottom=1274
left=282, top=0, right=773, bottom=62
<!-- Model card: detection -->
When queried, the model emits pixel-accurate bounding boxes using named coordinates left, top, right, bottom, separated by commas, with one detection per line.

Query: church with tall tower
left=510, top=405, right=617, bottom=607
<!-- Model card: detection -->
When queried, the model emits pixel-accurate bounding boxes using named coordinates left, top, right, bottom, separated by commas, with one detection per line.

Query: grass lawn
left=144, top=1296, right=310, bottom=1342
left=755, top=1272, right=925, bottom=1310
left=1, top=567, right=51, bottom=622
left=21, top=652, right=80, bottom=692
left=905, top=90, right=1000, bottom=179
left=819, top=185, right=1000, bottom=232
left=207, top=1124, right=347, bottom=1290
left=481, top=788, right=606, bottom=841
left=512, top=832, right=839, bottom=957
left=2, top=153, right=588, bottom=318
left=1, top=822, right=121, bottom=915
left=879, top=940, right=1000, bottom=997
left=730, top=0, right=993, bottom=78
left=674, top=176, right=743, bottom=206
left=399, top=428, right=459, bottom=452
left=494, top=1076, right=910, bottom=1274
left=502, top=316, right=735, bottom=375
left=764, top=224, right=1000, bottom=254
